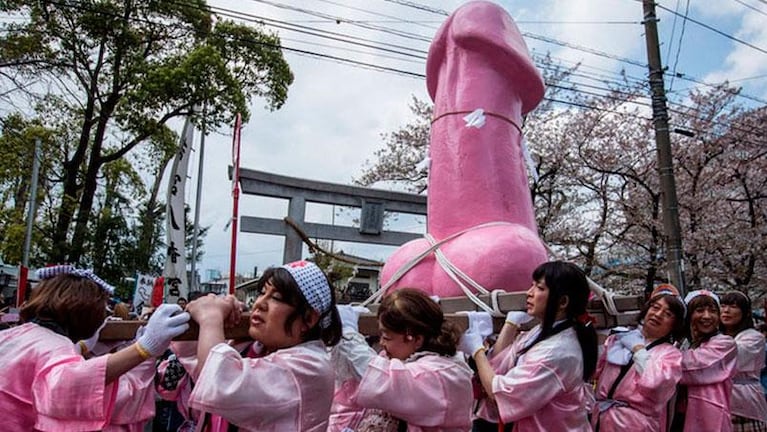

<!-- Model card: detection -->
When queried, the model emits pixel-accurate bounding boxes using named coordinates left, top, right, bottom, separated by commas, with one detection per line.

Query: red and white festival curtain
left=132, top=273, right=156, bottom=312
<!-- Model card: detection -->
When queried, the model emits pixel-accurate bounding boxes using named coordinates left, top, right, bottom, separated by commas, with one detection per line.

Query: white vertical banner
left=163, top=117, right=193, bottom=302
left=132, top=273, right=156, bottom=312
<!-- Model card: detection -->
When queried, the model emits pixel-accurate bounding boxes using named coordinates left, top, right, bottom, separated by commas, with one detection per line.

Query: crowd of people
left=1, top=260, right=766, bottom=431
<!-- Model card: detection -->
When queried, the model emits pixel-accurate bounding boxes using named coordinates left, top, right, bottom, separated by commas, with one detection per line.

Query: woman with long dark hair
left=720, top=290, right=767, bottom=431
left=460, top=260, right=598, bottom=431
left=675, top=290, right=737, bottom=432
left=591, top=284, right=685, bottom=431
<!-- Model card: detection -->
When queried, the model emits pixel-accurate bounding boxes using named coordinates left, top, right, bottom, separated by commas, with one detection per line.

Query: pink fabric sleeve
left=634, top=346, right=683, bottom=402
left=332, top=331, right=377, bottom=382
left=354, top=355, right=468, bottom=427
left=492, top=356, right=568, bottom=422
left=34, top=352, right=118, bottom=431
left=681, top=335, right=737, bottom=385
left=189, top=343, right=301, bottom=431
left=170, top=341, right=199, bottom=378
left=735, top=330, right=765, bottom=372
left=109, top=358, right=156, bottom=426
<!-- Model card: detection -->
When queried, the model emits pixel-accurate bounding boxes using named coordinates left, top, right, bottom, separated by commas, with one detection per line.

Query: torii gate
left=235, top=167, right=427, bottom=265
left=100, top=165, right=642, bottom=340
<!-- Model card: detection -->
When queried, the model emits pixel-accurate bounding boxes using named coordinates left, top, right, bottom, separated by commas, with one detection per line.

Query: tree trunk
left=67, top=95, right=118, bottom=264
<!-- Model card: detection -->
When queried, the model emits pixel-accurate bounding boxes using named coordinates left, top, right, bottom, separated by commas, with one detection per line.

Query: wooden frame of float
left=99, top=293, right=644, bottom=341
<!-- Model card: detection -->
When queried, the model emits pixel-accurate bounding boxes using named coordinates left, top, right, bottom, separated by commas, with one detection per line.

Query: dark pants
left=152, top=400, right=185, bottom=432
left=472, top=418, right=513, bottom=432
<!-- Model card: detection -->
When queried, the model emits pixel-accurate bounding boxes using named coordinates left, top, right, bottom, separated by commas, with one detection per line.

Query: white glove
left=137, top=304, right=190, bottom=357
left=458, top=329, right=485, bottom=357
left=463, top=311, right=494, bottom=339
left=506, top=311, right=534, bottom=327
left=336, top=305, right=369, bottom=333
left=618, top=329, right=645, bottom=352
left=76, top=318, right=108, bottom=355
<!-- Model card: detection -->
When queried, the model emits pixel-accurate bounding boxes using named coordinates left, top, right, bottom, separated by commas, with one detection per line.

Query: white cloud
left=702, top=10, right=767, bottom=98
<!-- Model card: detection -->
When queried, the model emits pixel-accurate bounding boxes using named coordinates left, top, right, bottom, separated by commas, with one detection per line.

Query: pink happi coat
left=102, top=357, right=157, bottom=432
left=187, top=340, right=334, bottom=432
left=591, top=334, right=683, bottom=431
left=328, top=331, right=378, bottom=431
left=680, top=333, right=737, bottom=432
left=731, top=329, right=767, bottom=423
left=475, top=325, right=593, bottom=432
left=0, top=322, right=155, bottom=431
left=329, top=329, right=473, bottom=432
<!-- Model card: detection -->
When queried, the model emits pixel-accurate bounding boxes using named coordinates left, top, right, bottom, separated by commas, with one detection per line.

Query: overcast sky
left=182, top=0, right=767, bottom=281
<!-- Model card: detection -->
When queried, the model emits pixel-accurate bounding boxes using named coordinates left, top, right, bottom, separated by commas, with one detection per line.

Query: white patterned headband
left=36, top=265, right=115, bottom=294
left=281, top=260, right=332, bottom=328
left=683, top=289, right=720, bottom=307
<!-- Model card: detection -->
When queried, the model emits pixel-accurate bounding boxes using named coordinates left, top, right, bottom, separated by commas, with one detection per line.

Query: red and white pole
left=228, top=114, right=242, bottom=295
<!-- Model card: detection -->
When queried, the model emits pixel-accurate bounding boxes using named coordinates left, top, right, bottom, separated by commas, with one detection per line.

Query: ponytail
left=573, top=320, right=598, bottom=380
left=528, top=261, right=598, bottom=381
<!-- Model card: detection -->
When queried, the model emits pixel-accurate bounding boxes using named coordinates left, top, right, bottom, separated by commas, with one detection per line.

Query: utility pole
left=22, top=138, right=41, bottom=267
left=190, top=106, right=207, bottom=293
left=642, top=0, right=686, bottom=295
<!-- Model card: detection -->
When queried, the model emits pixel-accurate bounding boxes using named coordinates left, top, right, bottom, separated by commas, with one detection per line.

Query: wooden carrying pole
left=99, top=292, right=644, bottom=341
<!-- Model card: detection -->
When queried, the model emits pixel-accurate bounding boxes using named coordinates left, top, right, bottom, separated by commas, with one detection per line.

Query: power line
left=731, top=0, right=767, bottom=18
left=8, top=0, right=766, bottom=142
left=523, top=32, right=647, bottom=68
left=245, top=0, right=433, bottom=42
left=654, top=1, right=767, bottom=56
left=667, top=0, right=690, bottom=92
left=209, top=3, right=655, bottom=96
left=664, top=0, right=681, bottom=64
left=314, top=0, right=439, bottom=31
left=380, top=0, right=656, bottom=71
left=380, top=0, right=449, bottom=16
left=375, top=0, right=767, bottom=105
left=279, top=36, right=425, bottom=64
left=207, top=4, right=428, bottom=58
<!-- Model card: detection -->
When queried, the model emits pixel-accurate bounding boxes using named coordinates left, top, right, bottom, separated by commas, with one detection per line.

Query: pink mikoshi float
left=379, top=0, right=548, bottom=301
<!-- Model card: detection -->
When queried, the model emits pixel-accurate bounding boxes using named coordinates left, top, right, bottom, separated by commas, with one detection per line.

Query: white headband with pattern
left=36, top=265, right=115, bottom=294
left=684, top=289, right=720, bottom=306
left=281, top=260, right=332, bottom=328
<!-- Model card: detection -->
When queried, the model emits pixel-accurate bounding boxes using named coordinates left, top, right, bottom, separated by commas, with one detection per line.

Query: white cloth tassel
left=521, top=137, right=539, bottom=182
left=463, top=108, right=486, bottom=128
left=415, top=156, right=431, bottom=173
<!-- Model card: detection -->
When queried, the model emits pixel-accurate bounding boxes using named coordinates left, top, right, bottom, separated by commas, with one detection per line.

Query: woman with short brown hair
left=0, top=265, right=190, bottom=431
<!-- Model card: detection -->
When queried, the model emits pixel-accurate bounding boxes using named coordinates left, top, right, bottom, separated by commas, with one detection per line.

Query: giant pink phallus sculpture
left=379, top=1, right=548, bottom=299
